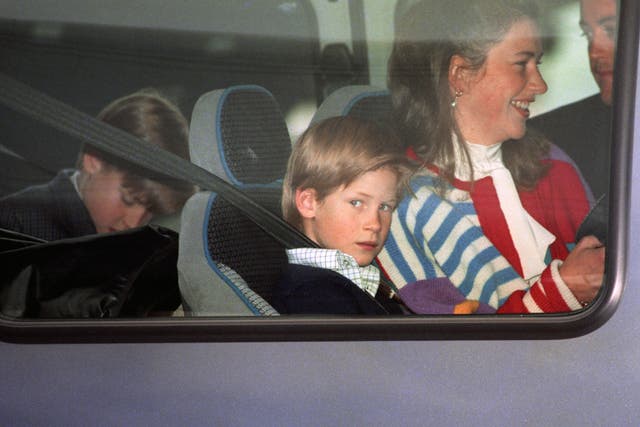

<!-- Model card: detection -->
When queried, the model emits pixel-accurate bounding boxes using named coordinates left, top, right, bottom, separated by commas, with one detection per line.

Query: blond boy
left=272, top=116, right=411, bottom=314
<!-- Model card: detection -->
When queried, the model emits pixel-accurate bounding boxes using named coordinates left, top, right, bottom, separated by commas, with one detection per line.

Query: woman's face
left=453, top=18, right=547, bottom=146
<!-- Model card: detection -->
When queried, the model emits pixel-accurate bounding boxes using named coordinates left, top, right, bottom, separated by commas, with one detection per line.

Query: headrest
left=310, top=85, right=392, bottom=125
left=189, top=85, right=291, bottom=186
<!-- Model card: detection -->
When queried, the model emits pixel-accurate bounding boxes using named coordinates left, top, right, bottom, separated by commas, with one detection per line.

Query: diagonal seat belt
left=0, top=72, right=402, bottom=302
left=0, top=72, right=314, bottom=249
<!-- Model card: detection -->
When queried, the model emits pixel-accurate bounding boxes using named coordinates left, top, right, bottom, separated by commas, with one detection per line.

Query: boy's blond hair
left=282, top=116, right=412, bottom=231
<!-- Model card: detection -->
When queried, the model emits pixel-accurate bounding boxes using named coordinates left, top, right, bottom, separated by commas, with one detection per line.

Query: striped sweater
left=377, top=158, right=591, bottom=313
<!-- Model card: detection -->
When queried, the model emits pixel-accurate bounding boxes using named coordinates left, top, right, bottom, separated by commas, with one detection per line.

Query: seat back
left=310, top=85, right=392, bottom=125
left=178, top=85, right=292, bottom=316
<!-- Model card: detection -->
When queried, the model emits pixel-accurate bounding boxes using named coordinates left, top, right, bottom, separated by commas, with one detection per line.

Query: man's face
left=580, top=0, right=617, bottom=106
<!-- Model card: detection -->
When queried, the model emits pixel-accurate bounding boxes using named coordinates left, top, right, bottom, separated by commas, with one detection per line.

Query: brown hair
left=78, top=90, right=194, bottom=215
left=388, top=0, right=550, bottom=190
left=282, top=116, right=414, bottom=231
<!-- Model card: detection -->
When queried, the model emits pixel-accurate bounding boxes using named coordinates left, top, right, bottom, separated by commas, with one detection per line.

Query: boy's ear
left=80, top=152, right=105, bottom=175
left=295, top=188, right=319, bottom=219
left=448, top=54, right=473, bottom=95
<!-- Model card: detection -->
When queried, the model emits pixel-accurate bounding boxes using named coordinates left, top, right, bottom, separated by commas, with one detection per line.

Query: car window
left=0, top=0, right=631, bottom=342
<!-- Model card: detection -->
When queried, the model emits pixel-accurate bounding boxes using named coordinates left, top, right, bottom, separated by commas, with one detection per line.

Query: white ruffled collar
left=453, top=136, right=503, bottom=181
left=452, top=134, right=556, bottom=281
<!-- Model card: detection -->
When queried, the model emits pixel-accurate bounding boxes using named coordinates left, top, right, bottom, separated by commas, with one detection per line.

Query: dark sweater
left=272, top=263, right=404, bottom=315
left=0, top=169, right=96, bottom=241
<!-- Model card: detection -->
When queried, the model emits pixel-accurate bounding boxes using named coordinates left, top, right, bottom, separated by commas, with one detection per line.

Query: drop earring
left=451, top=89, right=463, bottom=108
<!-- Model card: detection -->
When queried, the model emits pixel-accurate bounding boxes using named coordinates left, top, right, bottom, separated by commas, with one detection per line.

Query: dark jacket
left=0, top=169, right=96, bottom=241
left=272, top=263, right=404, bottom=315
left=530, top=94, right=612, bottom=199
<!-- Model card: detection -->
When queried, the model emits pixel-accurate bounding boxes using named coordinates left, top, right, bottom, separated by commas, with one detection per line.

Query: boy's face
left=298, top=167, right=399, bottom=267
left=80, top=154, right=153, bottom=233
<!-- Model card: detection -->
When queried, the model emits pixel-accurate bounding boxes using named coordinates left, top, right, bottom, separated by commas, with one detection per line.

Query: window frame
left=0, top=0, right=637, bottom=343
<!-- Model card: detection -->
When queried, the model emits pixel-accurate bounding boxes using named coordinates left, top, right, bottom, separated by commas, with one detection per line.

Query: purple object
left=399, top=278, right=496, bottom=314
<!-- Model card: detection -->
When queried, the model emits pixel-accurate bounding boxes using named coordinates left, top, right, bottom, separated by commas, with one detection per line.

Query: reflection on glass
left=0, top=0, right=614, bottom=320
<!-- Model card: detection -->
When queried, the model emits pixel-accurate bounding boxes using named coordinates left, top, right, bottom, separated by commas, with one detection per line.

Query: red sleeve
left=520, top=160, right=590, bottom=260
left=497, top=261, right=582, bottom=313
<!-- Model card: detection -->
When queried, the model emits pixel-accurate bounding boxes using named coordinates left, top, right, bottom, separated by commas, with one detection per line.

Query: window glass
left=0, top=0, right=319, bottom=193
left=0, top=0, right=626, bottom=341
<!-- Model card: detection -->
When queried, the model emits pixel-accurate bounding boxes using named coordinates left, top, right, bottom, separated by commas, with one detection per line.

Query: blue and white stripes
left=378, top=171, right=529, bottom=309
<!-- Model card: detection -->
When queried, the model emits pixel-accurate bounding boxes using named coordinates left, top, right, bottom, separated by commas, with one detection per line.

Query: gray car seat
left=178, top=85, right=292, bottom=316
left=310, top=85, right=392, bottom=125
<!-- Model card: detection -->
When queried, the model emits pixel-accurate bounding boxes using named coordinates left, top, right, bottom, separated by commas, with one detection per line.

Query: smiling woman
left=378, top=0, right=604, bottom=314
left=451, top=19, right=547, bottom=144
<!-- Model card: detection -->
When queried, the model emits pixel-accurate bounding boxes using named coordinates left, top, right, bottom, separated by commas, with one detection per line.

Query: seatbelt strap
left=0, top=73, right=405, bottom=306
left=0, top=143, right=56, bottom=178
left=0, top=72, right=314, bottom=249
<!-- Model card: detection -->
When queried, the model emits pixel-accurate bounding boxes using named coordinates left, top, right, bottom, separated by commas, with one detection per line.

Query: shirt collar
left=286, top=248, right=380, bottom=297
left=452, top=133, right=504, bottom=181
left=69, top=170, right=83, bottom=200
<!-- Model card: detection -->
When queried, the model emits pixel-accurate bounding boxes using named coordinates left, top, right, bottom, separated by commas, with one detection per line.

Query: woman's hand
left=559, top=235, right=605, bottom=304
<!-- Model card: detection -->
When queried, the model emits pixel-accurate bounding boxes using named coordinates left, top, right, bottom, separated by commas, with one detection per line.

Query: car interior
left=0, top=0, right=631, bottom=342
